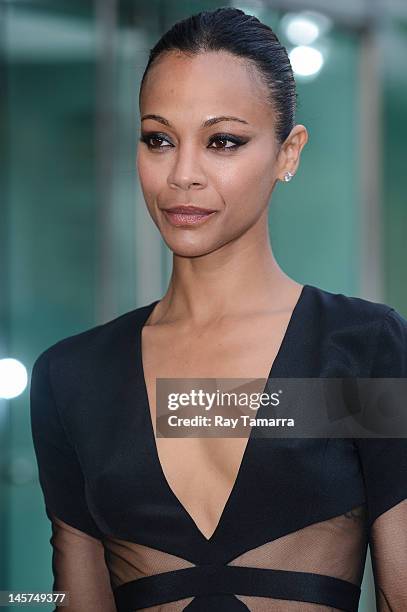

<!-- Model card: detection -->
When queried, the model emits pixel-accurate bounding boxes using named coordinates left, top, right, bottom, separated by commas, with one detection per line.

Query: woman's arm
left=49, top=514, right=116, bottom=611
left=355, top=308, right=407, bottom=610
left=370, top=498, right=407, bottom=611
left=356, top=436, right=407, bottom=611
left=30, top=349, right=116, bottom=611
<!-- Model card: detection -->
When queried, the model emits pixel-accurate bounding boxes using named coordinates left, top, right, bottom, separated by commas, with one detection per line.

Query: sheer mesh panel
left=103, top=536, right=195, bottom=610
left=98, top=506, right=367, bottom=611
left=369, top=498, right=407, bottom=611
left=229, top=505, right=367, bottom=585
left=49, top=514, right=117, bottom=611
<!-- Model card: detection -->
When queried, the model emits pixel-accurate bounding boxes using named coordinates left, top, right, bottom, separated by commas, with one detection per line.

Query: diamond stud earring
left=283, top=171, right=294, bottom=182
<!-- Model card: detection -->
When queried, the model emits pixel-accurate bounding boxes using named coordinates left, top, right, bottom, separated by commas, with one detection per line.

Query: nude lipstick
left=162, top=205, right=218, bottom=227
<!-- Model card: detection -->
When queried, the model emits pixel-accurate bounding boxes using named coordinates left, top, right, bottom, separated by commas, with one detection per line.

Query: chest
left=140, top=311, right=302, bottom=540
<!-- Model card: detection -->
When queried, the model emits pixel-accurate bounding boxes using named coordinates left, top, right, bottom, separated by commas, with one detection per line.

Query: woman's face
left=137, top=50, right=291, bottom=257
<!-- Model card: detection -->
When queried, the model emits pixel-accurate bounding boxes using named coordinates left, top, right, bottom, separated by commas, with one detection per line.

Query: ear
left=275, top=124, right=308, bottom=182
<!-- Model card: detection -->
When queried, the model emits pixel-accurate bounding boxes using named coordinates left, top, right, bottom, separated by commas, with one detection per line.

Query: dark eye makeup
left=139, top=131, right=249, bottom=153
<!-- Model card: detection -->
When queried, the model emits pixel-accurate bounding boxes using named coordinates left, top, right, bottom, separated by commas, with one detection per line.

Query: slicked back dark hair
left=139, top=6, right=298, bottom=146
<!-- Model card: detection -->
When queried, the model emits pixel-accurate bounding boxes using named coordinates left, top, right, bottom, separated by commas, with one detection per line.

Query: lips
left=164, top=205, right=217, bottom=214
left=161, top=205, right=218, bottom=227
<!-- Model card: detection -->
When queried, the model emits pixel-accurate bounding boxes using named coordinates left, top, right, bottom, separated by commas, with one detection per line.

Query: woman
left=30, top=7, right=407, bottom=611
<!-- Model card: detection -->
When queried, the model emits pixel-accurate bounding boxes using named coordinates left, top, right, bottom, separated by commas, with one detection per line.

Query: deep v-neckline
left=137, top=284, right=310, bottom=545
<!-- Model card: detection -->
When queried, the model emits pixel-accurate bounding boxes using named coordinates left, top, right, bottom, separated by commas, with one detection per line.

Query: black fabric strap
left=114, top=565, right=360, bottom=612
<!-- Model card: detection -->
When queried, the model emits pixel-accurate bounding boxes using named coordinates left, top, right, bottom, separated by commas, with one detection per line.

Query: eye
left=208, top=134, right=246, bottom=152
left=139, top=133, right=172, bottom=151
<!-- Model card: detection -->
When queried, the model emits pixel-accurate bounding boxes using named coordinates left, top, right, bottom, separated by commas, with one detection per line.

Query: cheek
left=214, top=151, right=274, bottom=213
left=136, top=150, right=161, bottom=203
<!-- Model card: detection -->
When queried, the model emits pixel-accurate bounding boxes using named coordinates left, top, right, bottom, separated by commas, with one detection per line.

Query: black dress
left=30, top=283, right=407, bottom=611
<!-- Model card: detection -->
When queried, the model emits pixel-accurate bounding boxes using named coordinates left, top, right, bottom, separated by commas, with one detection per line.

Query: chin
left=163, top=236, right=220, bottom=259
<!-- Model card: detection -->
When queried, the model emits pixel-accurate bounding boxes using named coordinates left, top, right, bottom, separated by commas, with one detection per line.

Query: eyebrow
left=140, top=114, right=249, bottom=128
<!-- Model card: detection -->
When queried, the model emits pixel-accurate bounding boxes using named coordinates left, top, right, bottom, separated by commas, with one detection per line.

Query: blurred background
left=0, top=0, right=406, bottom=609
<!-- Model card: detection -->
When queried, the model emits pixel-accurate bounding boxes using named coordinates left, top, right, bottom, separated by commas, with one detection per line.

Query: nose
left=167, top=143, right=207, bottom=191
